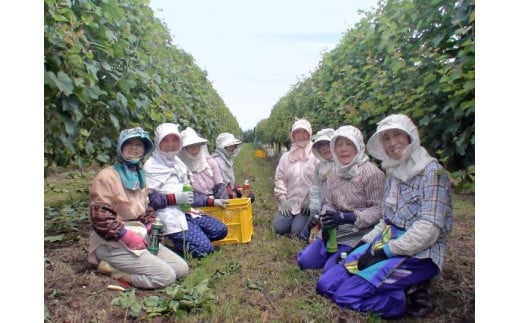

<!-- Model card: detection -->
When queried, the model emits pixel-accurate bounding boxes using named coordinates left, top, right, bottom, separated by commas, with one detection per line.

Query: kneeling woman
left=316, top=114, right=453, bottom=319
left=88, top=127, right=189, bottom=289
left=144, top=123, right=227, bottom=259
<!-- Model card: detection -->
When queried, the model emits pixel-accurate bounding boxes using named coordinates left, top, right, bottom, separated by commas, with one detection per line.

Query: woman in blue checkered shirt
left=316, top=114, right=453, bottom=319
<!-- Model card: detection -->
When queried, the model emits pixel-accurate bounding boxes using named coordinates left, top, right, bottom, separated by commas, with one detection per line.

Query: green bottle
left=148, top=219, right=163, bottom=255
left=181, top=184, right=192, bottom=212
left=326, top=228, right=338, bottom=253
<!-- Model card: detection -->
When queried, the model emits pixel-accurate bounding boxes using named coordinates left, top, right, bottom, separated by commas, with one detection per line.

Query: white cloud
left=150, top=0, right=379, bottom=130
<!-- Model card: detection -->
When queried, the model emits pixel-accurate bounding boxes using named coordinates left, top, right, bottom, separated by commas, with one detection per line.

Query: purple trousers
left=316, top=257, right=438, bottom=319
left=297, top=238, right=352, bottom=272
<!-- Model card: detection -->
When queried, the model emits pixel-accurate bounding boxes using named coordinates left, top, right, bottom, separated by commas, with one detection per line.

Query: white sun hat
left=291, top=118, right=312, bottom=138
left=366, top=114, right=419, bottom=161
left=181, top=127, right=208, bottom=147
left=312, top=128, right=335, bottom=146
left=216, top=133, right=242, bottom=149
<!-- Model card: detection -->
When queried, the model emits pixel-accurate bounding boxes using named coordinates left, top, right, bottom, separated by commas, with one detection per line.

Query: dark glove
left=321, top=227, right=328, bottom=244
left=225, top=184, right=236, bottom=198
left=321, top=210, right=356, bottom=230
left=357, top=247, right=388, bottom=270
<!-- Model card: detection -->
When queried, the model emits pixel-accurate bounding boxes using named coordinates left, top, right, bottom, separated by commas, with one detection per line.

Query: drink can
left=148, top=219, right=163, bottom=255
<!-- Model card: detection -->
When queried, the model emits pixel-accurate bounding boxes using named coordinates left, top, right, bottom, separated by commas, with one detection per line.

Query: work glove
left=214, top=199, right=229, bottom=208
left=321, top=211, right=356, bottom=230
left=225, top=184, right=236, bottom=198
left=357, top=247, right=388, bottom=270
left=175, top=191, right=194, bottom=205
left=119, top=227, right=148, bottom=250
left=279, top=199, right=292, bottom=216
left=321, top=227, right=329, bottom=245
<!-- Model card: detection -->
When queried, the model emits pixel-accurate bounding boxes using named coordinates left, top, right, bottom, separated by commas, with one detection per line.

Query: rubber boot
left=406, top=280, right=433, bottom=317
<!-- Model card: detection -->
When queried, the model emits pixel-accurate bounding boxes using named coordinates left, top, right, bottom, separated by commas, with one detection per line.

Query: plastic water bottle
left=242, top=179, right=250, bottom=198
left=326, top=228, right=338, bottom=253
left=181, top=184, right=192, bottom=212
left=148, top=219, right=163, bottom=255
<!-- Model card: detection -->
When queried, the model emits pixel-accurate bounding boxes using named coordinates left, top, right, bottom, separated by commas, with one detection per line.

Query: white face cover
left=161, top=151, right=178, bottom=161
left=294, top=139, right=309, bottom=148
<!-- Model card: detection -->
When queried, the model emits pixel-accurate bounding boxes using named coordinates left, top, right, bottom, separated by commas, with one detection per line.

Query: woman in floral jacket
left=88, top=127, right=189, bottom=289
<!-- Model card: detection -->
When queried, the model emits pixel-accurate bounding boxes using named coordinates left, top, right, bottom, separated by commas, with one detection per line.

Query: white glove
left=214, top=199, right=229, bottom=208
left=175, top=191, right=194, bottom=205
left=279, top=199, right=292, bottom=216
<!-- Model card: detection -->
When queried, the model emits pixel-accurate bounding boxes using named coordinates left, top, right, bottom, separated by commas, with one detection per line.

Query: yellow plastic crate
left=254, top=149, right=267, bottom=158
left=198, top=198, right=253, bottom=246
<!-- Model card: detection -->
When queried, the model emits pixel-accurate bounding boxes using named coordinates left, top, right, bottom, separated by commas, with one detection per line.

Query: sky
left=149, top=0, right=380, bottom=131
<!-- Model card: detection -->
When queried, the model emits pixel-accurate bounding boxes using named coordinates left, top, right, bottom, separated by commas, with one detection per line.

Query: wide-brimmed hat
left=366, top=114, right=419, bottom=161
left=181, top=127, right=208, bottom=147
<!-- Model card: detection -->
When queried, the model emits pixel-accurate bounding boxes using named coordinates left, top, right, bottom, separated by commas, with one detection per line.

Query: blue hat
left=117, top=127, right=154, bottom=159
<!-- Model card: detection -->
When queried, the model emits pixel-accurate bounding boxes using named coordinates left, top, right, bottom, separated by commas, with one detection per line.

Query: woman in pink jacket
left=273, top=118, right=319, bottom=238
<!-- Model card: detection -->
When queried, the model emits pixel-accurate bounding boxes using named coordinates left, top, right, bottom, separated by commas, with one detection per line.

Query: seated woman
left=297, top=125, right=385, bottom=272
left=316, top=114, right=453, bottom=319
left=144, top=123, right=227, bottom=259
left=88, top=127, right=189, bottom=289
left=272, top=118, right=319, bottom=238
left=211, top=132, right=255, bottom=202
left=178, top=127, right=229, bottom=208
left=297, top=127, right=336, bottom=242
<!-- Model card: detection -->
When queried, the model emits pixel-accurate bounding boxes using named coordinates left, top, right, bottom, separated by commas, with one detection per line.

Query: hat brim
left=367, top=124, right=410, bottom=160
left=183, top=138, right=208, bottom=147
left=224, top=139, right=242, bottom=147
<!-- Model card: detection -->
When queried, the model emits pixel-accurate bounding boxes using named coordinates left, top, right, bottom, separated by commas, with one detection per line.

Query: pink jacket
left=274, top=144, right=319, bottom=214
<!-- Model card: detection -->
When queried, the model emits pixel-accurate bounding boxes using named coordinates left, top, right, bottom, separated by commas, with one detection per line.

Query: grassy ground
left=44, top=143, right=475, bottom=322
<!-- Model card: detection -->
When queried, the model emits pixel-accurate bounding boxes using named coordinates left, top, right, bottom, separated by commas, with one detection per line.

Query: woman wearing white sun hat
left=316, top=114, right=453, bottom=319
left=298, top=125, right=385, bottom=271
left=211, top=132, right=255, bottom=202
left=272, top=118, right=319, bottom=238
left=178, top=127, right=229, bottom=207
left=144, top=123, right=227, bottom=259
